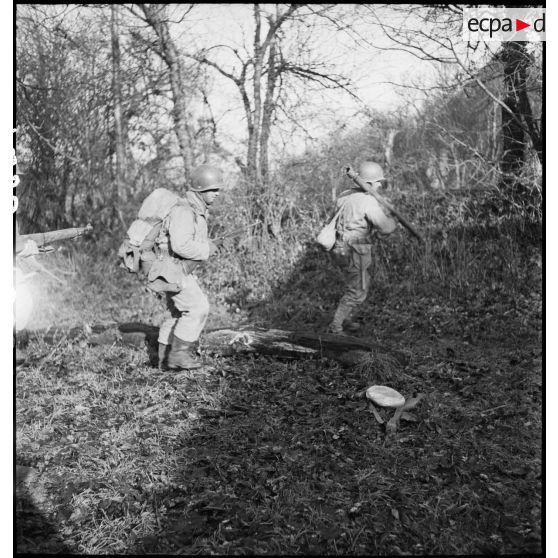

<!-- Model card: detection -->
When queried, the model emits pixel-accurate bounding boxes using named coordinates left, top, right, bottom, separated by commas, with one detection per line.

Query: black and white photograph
left=14, top=3, right=543, bottom=555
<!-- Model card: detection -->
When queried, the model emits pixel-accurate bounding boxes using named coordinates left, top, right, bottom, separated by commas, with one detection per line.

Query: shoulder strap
left=159, top=199, right=181, bottom=243
left=329, top=206, right=343, bottom=226
left=330, top=197, right=349, bottom=227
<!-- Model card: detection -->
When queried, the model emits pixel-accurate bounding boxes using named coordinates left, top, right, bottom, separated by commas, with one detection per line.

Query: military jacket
left=335, top=189, right=396, bottom=244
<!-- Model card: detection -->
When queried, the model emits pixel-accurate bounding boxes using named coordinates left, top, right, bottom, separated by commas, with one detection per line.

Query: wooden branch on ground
left=202, top=327, right=403, bottom=365
left=19, top=323, right=408, bottom=367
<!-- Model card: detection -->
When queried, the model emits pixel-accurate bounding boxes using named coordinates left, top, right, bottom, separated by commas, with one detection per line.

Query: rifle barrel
left=213, top=221, right=259, bottom=244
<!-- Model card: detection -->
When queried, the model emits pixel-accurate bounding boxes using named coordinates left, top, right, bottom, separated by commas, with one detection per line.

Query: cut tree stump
left=19, top=323, right=407, bottom=366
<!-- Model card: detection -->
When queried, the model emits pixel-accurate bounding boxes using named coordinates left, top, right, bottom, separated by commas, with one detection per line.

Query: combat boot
left=328, top=303, right=350, bottom=335
left=166, top=336, right=203, bottom=370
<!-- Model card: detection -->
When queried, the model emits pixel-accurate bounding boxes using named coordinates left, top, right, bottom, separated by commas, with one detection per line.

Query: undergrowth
left=16, top=188, right=542, bottom=555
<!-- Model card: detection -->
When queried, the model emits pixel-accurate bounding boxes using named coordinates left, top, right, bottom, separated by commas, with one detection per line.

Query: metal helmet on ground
left=358, top=161, right=385, bottom=183
left=190, top=165, right=223, bottom=192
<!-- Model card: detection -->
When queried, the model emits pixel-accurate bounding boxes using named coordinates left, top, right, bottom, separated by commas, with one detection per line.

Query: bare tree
left=16, top=5, right=114, bottom=231
left=190, top=4, right=357, bottom=195
left=16, top=5, right=199, bottom=234
left=498, top=41, right=542, bottom=182
left=111, top=4, right=126, bottom=209
left=354, top=5, right=543, bottom=180
left=135, top=3, right=195, bottom=177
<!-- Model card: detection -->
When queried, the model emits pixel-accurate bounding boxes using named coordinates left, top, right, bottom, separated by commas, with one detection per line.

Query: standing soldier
left=328, top=161, right=397, bottom=335
left=154, top=165, right=223, bottom=370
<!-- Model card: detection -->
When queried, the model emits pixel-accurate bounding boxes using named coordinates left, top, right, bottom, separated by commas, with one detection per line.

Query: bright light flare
left=14, top=267, right=34, bottom=332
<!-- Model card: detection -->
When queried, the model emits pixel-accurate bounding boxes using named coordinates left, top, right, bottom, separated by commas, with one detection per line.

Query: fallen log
left=20, top=323, right=407, bottom=366
left=17, top=322, right=120, bottom=347
left=116, top=325, right=406, bottom=365
left=202, top=328, right=395, bottom=360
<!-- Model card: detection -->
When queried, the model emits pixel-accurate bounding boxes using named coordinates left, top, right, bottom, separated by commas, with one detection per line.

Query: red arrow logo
left=516, top=19, right=530, bottom=32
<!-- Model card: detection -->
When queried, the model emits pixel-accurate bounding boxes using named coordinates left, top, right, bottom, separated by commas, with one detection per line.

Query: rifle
left=345, top=167, right=424, bottom=243
left=182, top=221, right=260, bottom=274
left=16, top=224, right=93, bottom=253
left=211, top=221, right=260, bottom=246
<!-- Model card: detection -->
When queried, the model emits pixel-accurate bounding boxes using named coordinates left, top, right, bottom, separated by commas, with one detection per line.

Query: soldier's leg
left=330, top=270, right=361, bottom=333
left=172, top=275, right=210, bottom=342
left=330, top=246, right=371, bottom=333
left=158, top=293, right=180, bottom=345
left=166, top=275, right=210, bottom=370
left=345, top=247, right=372, bottom=330
left=157, top=293, right=180, bottom=368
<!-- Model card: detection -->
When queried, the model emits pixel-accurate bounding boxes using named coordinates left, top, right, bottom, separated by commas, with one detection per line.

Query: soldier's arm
left=364, top=197, right=397, bottom=236
left=168, top=205, right=210, bottom=260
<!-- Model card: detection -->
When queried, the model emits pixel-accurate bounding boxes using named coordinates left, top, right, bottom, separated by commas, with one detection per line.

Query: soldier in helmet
left=328, top=161, right=397, bottom=335
left=156, top=164, right=223, bottom=370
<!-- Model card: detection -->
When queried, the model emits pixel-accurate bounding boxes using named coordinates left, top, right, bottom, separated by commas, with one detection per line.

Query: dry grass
left=353, top=351, right=405, bottom=385
left=16, top=201, right=542, bottom=555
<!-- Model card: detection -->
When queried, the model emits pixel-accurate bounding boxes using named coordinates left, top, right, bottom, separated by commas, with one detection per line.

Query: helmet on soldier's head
left=190, top=165, right=223, bottom=192
left=358, top=161, right=385, bottom=183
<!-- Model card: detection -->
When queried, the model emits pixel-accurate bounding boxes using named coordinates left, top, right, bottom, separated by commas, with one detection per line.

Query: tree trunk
left=384, top=129, right=398, bottom=168
left=514, top=49, right=542, bottom=164
left=259, top=39, right=277, bottom=182
left=250, top=4, right=264, bottom=191
left=141, top=4, right=193, bottom=178
left=111, top=5, right=126, bottom=205
left=499, top=42, right=540, bottom=183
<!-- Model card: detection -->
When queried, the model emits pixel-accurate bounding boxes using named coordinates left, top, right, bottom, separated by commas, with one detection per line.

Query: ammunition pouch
left=146, top=278, right=181, bottom=294
left=145, top=250, right=202, bottom=294
left=146, top=256, right=182, bottom=294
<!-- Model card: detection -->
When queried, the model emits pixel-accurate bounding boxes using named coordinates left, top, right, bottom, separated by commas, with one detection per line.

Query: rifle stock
left=345, top=167, right=423, bottom=243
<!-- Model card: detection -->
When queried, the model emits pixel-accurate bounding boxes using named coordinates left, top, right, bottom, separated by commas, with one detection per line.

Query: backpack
left=118, top=188, right=180, bottom=277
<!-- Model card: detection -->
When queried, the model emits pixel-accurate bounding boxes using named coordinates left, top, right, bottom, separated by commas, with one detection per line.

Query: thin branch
left=23, top=120, right=82, bottom=164
left=191, top=53, right=239, bottom=84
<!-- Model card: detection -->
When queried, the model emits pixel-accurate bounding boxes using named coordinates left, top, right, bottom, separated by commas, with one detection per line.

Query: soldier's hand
left=208, top=240, right=219, bottom=257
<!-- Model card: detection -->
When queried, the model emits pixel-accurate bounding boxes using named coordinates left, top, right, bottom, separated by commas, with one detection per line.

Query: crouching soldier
left=328, top=161, right=397, bottom=335
left=154, top=165, right=223, bottom=370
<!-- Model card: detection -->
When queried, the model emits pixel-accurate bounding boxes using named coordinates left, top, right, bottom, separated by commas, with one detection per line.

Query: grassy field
left=15, top=198, right=542, bottom=554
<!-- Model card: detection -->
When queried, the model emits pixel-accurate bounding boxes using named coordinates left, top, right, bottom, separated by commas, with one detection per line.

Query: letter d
left=534, top=13, right=545, bottom=32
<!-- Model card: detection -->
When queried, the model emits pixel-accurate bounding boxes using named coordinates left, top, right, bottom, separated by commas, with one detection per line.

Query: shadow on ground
left=247, top=243, right=347, bottom=332
left=124, top=221, right=542, bottom=554
left=16, top=466, right=75, bottom=553
left=126, top=340, right=541, bottom=554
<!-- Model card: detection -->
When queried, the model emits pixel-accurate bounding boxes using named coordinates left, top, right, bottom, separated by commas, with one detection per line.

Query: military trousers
left=157, top=274, right=209, bottom=345
left=331, top=243, right=372, bottom=329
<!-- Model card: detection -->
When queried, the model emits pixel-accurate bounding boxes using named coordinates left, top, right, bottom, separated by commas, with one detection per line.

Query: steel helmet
left=190, top=165, right=223, bottom=192
left=359, top=161, right=385, bottom=183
